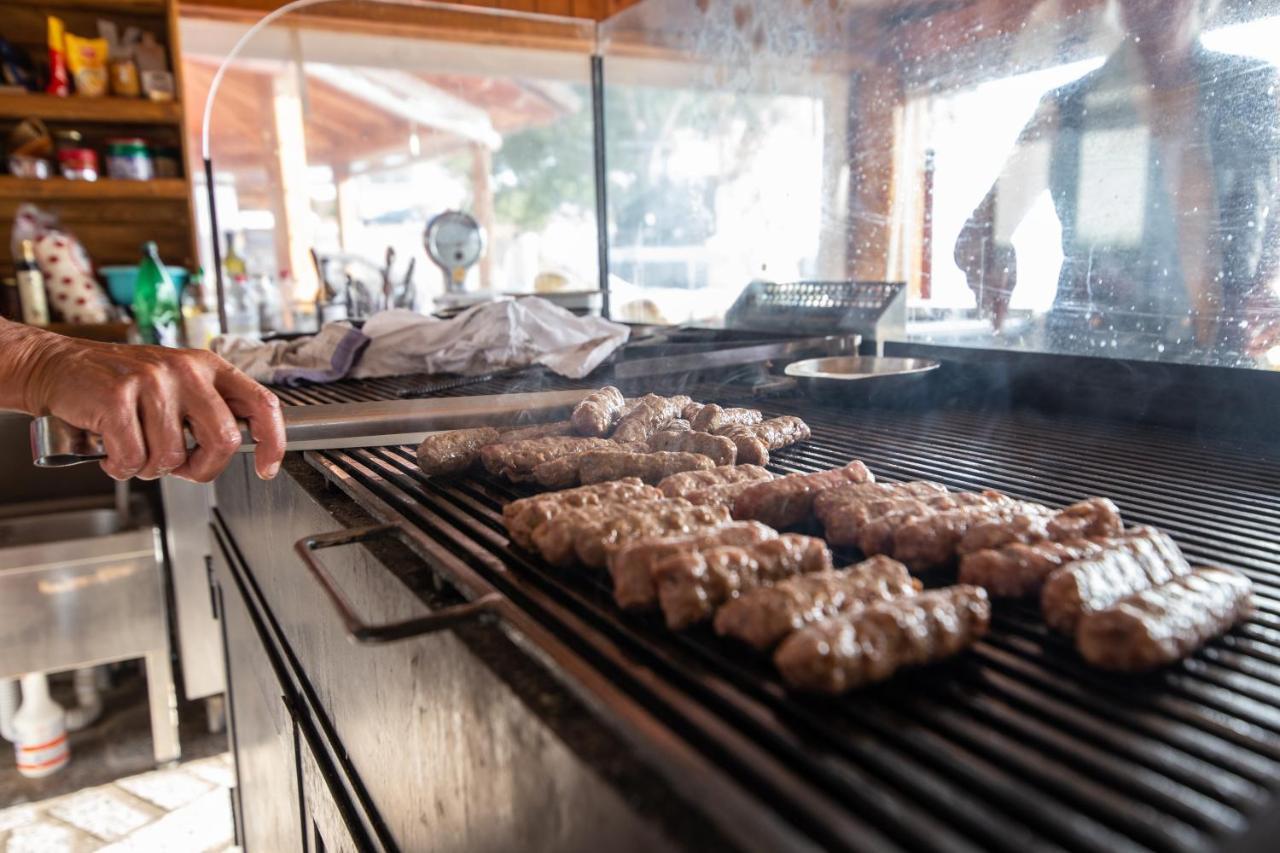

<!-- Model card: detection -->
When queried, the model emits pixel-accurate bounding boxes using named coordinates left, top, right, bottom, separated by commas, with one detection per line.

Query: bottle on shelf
left=225, top=275, right=260, bottom=339
left=253, top=273, right=283, bottom=335
left=12, top=672, right=70, bottom=779
left=133, top=242, right=179, bottom=346
left=181, top=268, right=220, bottom=350
left=223, top=231, right=247, bottom=283
left=15, top=240, right=49, bottom=327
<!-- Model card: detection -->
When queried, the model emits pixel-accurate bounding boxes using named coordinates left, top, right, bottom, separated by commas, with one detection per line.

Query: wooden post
left=470, top=142, right=495, bottom=291
left=844, top=66, right=903, bottom=282
left=333, top=163, right=362, bottom=252
left=267, top=67, right=318, bottom=296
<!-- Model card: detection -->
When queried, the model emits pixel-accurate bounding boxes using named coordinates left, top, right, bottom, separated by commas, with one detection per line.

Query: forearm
left=0, top=318, right=66, bottom=413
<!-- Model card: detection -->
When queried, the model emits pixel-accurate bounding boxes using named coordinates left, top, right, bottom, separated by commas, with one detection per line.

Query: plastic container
left=57, top=147, right=98, bottom=180
left=100, top=264, right=188, bottom=305
left=7, top=155, right=50, bottom=179
left=104, top=138, right=153, bottom=181
left=12, top=673, right=69, bottom=778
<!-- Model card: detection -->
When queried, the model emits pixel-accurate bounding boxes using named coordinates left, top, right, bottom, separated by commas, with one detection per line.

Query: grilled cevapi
left=959, top=524, right=1160, bottom=598
left=571, top=386, right=626, bottom=437
left=956, top=497, right=1123, bottom=553
left=416, top=427, right=501, bottom=476
left=683, top=479, right=767, bottom=509
left=732, top=461, right=875, bottom=530
left=498, top=420, right=575, bottom=442
left=891, top=501, right=1054, bottom=570
left=815, top=481, right=951, bottom=545
left=502, top=478, right=661, bottom=549
left=579, top=450, right=716, bottom=486
left=613, top=394, right=693, bottom=443
left=647, top=429, right=738, bottom=466
left=653, top=534, right=833, bottom=630
left=692, top=404, right=763, bottom=433
left=1075, top=566, right=1252, bottom=671
left=774, top=585, right=991, bottom=694
left=719, top=416, right=811, bottom=466
left=530, top=443, right=650, bottom=489
left=714, top=556, right=919, bottom=651
left=855, top=492, right=1009, bottom=556
left=532, top=498, right=730, bottom=569
left=1040, top=527, right=1191, bottom=634
left=608, top=521, right=778, bottom=610
left=657, top=464, right=773, bottom=499
left=480, top=436, right=616, bottom=482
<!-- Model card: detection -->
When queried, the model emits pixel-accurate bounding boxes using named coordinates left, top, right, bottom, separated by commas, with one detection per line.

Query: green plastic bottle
left=134, top=242, right=179, bottom=346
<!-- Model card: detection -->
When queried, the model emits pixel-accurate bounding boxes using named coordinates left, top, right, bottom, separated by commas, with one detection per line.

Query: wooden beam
left=333, top=163, right=362, bottom=252
left=471, top=142, right=494, bottom=291
left=844, top=65, right=903, bottom=281
left=266, top=66, right=317, bottom=292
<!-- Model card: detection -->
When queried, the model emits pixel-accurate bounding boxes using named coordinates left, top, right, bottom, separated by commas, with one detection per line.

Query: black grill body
left=266, top=365, right=1280, bottom=853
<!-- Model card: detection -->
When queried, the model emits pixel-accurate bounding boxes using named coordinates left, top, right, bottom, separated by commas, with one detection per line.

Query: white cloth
left=351, top=298, right=628, bottom=380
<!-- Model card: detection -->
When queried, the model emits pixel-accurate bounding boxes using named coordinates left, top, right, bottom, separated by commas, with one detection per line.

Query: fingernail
left=265, top=462, right=281, bottom=479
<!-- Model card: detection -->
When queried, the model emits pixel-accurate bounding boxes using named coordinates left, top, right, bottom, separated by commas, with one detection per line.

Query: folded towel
left=213, top=323, right=369, bottom=386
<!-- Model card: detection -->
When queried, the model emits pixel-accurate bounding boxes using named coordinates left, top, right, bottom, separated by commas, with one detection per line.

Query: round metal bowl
left=784, top=356, right=940, bottom=395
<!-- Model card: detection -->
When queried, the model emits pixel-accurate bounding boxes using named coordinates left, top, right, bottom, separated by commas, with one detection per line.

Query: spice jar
left=152, top=146, right=180, bottom=178
left=57, top=147, right=98, bottom=180
left=104, top=137, right=153, bottom=181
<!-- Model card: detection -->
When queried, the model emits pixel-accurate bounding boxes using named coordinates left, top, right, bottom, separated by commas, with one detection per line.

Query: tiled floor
left=0, top=755, right=236, bottom=853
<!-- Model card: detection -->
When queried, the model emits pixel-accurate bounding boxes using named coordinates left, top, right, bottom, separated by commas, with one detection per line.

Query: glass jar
left=104, top=138, right=153, bottom=181
left=57, top=147, right=98, bottom=181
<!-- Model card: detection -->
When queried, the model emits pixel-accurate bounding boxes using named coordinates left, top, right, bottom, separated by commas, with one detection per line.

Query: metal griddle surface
left=277, top=372, right=1280, bottom=853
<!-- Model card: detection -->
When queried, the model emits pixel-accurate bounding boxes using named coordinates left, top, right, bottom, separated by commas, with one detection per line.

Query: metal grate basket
left=726, top=281, right=907, bottom=348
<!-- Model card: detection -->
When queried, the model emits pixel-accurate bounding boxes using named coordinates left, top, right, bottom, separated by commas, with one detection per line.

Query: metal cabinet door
left=211, top=539, right=305, bottom=853
left=297, top=720, right=362, bottom=853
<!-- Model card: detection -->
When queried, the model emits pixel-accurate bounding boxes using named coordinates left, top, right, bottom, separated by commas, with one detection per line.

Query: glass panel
left=183, top=0, right=596, bottom=334
left=600, top=0, right=1280, bottom=369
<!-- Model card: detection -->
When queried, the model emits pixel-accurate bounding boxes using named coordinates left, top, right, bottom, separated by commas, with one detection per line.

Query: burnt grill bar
left=277, top=372, right=1280, bottom=853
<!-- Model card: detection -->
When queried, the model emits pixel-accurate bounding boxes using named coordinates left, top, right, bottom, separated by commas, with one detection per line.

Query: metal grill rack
left=289, top=375, right=1280, bottom=853
left=726, top=281, right=907, bottom=349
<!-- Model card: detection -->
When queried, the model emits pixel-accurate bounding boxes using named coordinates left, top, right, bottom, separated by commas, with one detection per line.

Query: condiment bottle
left=12, top=673, right=70, bottom=778
left=15, top=239, right=49, bottom=326
left=133, top=241, right=179, bottom=346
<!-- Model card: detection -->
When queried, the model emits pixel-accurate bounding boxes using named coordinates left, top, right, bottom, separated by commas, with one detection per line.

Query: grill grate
left=293, top=375, right=1279, bottom=852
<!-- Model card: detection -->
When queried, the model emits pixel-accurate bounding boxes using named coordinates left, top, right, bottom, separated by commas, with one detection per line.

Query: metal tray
left=784, top=356, right=940, bottom=395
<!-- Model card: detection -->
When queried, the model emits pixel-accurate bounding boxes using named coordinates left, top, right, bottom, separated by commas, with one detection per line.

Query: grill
left=274, top=372, right=1280, bottom=853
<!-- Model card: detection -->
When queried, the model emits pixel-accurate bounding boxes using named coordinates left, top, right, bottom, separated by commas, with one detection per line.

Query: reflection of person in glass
left=954, top=0, right=1280, bottom=363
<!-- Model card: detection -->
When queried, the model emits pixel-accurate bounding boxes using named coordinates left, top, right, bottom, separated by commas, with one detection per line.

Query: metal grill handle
left=294, top=523, right=505, bottom=644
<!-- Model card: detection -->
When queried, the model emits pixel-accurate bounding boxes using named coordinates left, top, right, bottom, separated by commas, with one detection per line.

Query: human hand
left=21, top=336, right=285, bottom=482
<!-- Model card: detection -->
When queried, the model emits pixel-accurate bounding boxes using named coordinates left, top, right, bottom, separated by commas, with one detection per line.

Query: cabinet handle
left=294, top=523, right=505, bottom=645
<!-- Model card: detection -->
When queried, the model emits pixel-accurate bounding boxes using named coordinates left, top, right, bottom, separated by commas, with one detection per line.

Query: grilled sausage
left=1076, top=567, right=1252, bottom=671
left=653, top=534, right=833, bottom=630
left=415, top=427, right=501, bottom=476
left=732, top=462, right=875, bottom=529
left=647, top=429, right=737, bottom=466
left=532, top=499, right=730, bottom=569
left=657, top=464, right=773, bottom=498
left=480, top=437, right=616, bottom=482
left=577, top=450, right=715, bottom=486
left=682, top=479, right=768, bottom=509
left=815, top=482, right=954, bottom=547
left=607, top=521, right=777, bottom=610
left=957, top=525, right=1163, bottom=598
left=681, top=401, right=707, bottom=422
left=530, top=443, right=650, bottom=489
left=957, top=497, right=1123, bottom=554
left=502, top=478, right=661, bottom=549
left=856, top=492, right=1008, bottom=556
left=666, top=418, right=693, bottom=432
left=719, top=416, right=811, bottom=465
left=692, top=404, right=763, bottom=433
left=613, top=394, right=692, bottom=443
left=714, top=556, right=918, bottom=651
left=1041, top=527, right=1191, bottom=634
left=891, top=501, right=1051, bottom=570
left=774, top=585, right=990, bottom=694
left=497, top=420, right=575, bottom=442
left=571, top=386, right=626, bottom=437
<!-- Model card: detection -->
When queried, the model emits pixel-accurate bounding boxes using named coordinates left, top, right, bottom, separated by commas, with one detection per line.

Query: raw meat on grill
left=683, top=479, right=767, bottom=509
left=891, top=501, right=1051, bottom=570
left=653, top=534, right=833, bottom=630
left=578, top=450, right=716, bottom=486
left=502, top=479, right=661, bottom=549
left=415, top=427, right=501, bottom=477
left=532, top=499, right=730, bottom=569
left=719, top=416, right=812, bottom=465
left=530, top=443, right=650, bottom=489
left=856, top=492, right=1009, bottom=556
left=957, top=497, right=1123, bottom=554
left=732, top=462, right=875, bottom=529
left=613, top=394, right=693, bottom=443
left=647, top=429, right=738, bottom=466
left=816, top=484, right=958, bottom=547
left=1040, top=527, right=1191, bottom=634
left=480, top=436, right=616, bottom=482
left=497, top=420, right=575, bottom=442
left=1076, top=567, right=1252, bottom=671
left=774, top=585, right=991, bottom=694
left=714, top=556, right=919, bottom=651
left=571, top=386, right=626, bottom=437
left=657, top=464, right=774, bottom=499
left=692, top=404, right=763, bottom=433
left=607, top=521, right=778, bottom=610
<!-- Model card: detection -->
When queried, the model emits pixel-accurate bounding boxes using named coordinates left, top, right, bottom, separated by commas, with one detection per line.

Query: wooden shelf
left=0, top=92, right=181, bottom=124
left=0, top=176, right=189, bottom=200
left=0, top=0, right=165, bottom=13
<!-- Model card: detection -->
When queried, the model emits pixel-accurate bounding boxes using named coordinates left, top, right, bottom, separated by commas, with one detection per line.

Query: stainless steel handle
left=294, top=523, right=505, bottom=644
left=30, top=389, right=590, bottom=468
